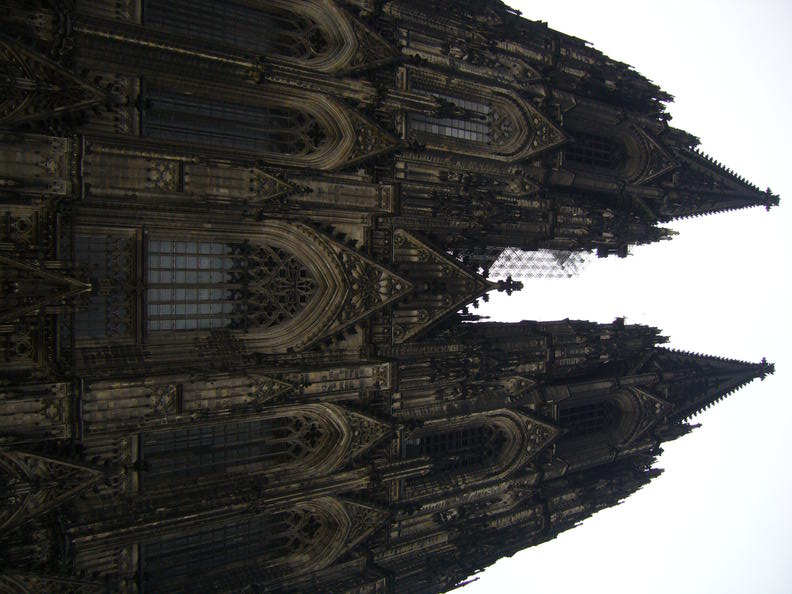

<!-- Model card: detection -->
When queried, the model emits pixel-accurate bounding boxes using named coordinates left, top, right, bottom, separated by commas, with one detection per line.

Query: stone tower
left=0, top=1, right=776, bottom=592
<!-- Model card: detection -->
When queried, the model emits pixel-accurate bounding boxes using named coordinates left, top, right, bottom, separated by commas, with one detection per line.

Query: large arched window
left=405, top=423, right=507, bottom=472
left=558, top=399, right=621, bottom=437
left=146, top=238, right=317, bottom=333
left=138, top=405, right=348, bottom=487
left=564, top=131, right=624, bottom=169
left=405, top=77, right=537, bottom=160
left=142, top=0, right=330, bottom=60
left=400, top=411, right=558, bottom=501
left=141, top=415, right=322, bottom=481
left=408, top=93, right=492, bottom=143
left=141, top=500, right=347, bottom=591
left=143, top=88, right=327, bottom=157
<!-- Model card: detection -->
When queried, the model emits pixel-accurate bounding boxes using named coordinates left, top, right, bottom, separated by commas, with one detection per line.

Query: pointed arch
left=140, top=497, right=353, bottom=591
left=142, top=82, right=396, bottom=170
left=401, top=410, right=559, bottom=500
left=0, top=451, right=105, bottom=532
left=138, top=403, right=390, bottom=487
left=405, top=69, right=564, bottom=162
left=555, top=388, right=672, bottom=464
left=140, top=0, right=394, bottom=73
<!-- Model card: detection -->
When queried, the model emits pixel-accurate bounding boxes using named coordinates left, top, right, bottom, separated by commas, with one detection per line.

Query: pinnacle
left=682, top=147, right=780, bottom=208
left=658, top=348, right=772, bottom=421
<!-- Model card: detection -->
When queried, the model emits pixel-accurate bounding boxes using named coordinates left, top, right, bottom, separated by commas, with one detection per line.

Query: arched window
left=141, top=505, right=340, bottom=590
left=143, top=88, right=326, bottom=156
left=408, top=93, right=492, bottom=143
left=139, top=411, right=328, bottom=484
left=405, top=423, right=507, bottom=472
left=142, top=0, right=330, bottom=60
left=146, top=238, right=317, bottom=333
left=558, top=400, right=620, bottom=437
left=564, top=131, right=623, bottom=169
left=74, top=229, right=139, bottom=341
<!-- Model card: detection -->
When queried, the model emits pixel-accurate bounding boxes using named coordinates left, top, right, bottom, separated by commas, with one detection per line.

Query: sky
left=455, top=1, right=792, bottom=593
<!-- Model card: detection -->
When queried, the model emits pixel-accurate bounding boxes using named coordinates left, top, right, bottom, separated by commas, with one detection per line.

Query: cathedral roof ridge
left=654, top=349, right=773, bottom=421
left=680, top=146, right=780, bottom=212
left=656, top=346, right=773, bottom=372
left=678, top=376, right=760, bottom=422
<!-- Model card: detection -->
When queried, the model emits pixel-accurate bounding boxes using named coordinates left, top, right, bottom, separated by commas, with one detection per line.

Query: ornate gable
left=0, top=35, right=106, bottom=126
left=620, top=387, right=673, bottom=447
left=0, top=253, right=91, bottom=324
left=342, top=110, right=401, bottom=167
left=391, top=229, right=496, bottom=343
left=511, top=410, right=563, bottom=463
left=660, top=148, right=779, bottom=219
left=344, top=410, right=392, bottom=461
left=339, top=499, right=389, bottom=553
left=290, top=226, right=413, bottom=349
left=0, top=450, right=105, bottom=532
left=345, top=11, right=399, bottom=71
left=632, top=125, right=679, bottom=185
left=0, top=573, right=103, bottom=594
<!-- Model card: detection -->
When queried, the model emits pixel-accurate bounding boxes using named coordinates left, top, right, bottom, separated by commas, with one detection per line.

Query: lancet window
left=141, top=508, right=329, bottom=589
left=143, top=89, right=327, bottom=156
left=558, top=400, right=619, bottom=437
left=139, top=413, right=326, bottom=483
left=408, top=93, right=492, bottom=142
left=142, top=0, right=329, bottom=60
left=405, top=424, right=507, bottom=471
left=74, top=231, right=138, bottom=340
left=146, top=238, right=316, bottom=333
left=564, top=131, right=622, bottom=168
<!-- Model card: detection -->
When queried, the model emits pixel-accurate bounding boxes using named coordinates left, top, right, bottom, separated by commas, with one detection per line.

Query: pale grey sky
left=457, top=1, right=792, bottom=593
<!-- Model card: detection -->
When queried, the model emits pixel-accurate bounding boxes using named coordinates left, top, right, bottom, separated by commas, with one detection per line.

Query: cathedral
left=0, top=1, right=778, bottom=593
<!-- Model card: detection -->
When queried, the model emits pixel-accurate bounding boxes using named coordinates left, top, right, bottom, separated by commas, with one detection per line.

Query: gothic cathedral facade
left=0, top=1, right=777, bottom=593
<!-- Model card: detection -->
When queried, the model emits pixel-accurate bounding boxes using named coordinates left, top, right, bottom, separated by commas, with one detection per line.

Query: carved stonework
left=489, top=106, right=517, bottom=147
left=529, top=112, right=565, bottom=153
left=150, top=384, right=180, bottom=415
left=194, top=330, right=250, bottom=367
left=344, top=111, right=399, bottom=165
left=147, top=160, right=179, bottom=191
left=0, top=573, right=103, bottom=594
left=250, top=376, right=294, bottom=405
left=0, top=35, right=106, bottom=127
left=620, top=387, right=673, bottom=446
left=340, top=499, right=389, bottom=552
left=0, top=253, right=91, bottom=325
left=249, top=168, right=302, bottom=202
left=244, top=243, right=318, bottom=330
left=631, top=125, right=678, bottom=185
left=347, top=12, right=398, bottom=70
left=73, top=230, right=138, bottom=340
left=338, top=249, right=410, bottom=323
left=345, top=410, right=391, bottom=460
left=391, top=229, right=494, bottom=343
left=0, top=450, right=105, bottom=532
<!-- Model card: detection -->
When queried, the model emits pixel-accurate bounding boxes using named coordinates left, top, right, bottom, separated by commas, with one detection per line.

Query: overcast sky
left=455, top=1, right=792, bottom=593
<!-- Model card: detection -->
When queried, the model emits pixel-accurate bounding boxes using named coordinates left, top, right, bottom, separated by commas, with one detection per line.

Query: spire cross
left=497, top=275, right=523, bottom=295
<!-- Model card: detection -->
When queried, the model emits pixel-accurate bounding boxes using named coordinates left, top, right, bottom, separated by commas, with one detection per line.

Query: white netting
left=486, top=248, right=590, bottom=280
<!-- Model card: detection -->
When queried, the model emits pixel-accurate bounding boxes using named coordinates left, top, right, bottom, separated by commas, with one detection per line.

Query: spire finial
left=497, top=275, right=523, bottom=295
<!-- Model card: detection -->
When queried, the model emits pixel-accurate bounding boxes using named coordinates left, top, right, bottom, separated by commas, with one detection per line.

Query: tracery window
left=558, top=400, right=619, bottom=437
left=142, top=0, right=329, bottom=59
left=564, top=131, right=622, bottom=168
left=405, top=424, right=507, bottom=471
left=146, top=238, right=316, bottom=333
left=143, top=89, right=326, bottom=156
left=139, top=413, right=325, bottom=482
left=408, top=93, right=491, bottom=143
left=141, top=508, right=327, bottom=589
left=74, top=231, right=138, bottom=340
